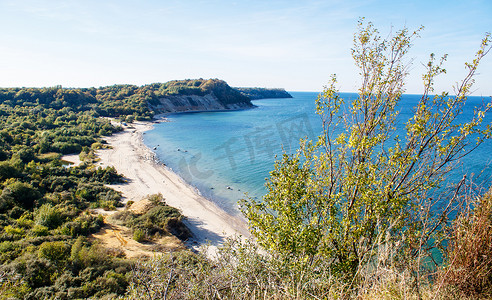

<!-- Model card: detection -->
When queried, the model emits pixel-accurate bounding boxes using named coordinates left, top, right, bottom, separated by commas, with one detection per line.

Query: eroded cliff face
left=149, top=93, right=253, bottom=113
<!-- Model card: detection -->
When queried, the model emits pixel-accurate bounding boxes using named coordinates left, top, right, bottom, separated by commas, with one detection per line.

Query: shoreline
left=156, top=105, right=258, bottom=118
left=96, top=119, right=250, bottom=250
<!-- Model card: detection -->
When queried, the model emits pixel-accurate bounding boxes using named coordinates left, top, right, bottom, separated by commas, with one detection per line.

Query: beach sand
left=95, top=120, right=250, bottom=251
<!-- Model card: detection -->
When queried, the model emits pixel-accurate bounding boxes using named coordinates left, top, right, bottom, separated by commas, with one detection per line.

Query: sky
left=0, top=0, right=491, bottom=95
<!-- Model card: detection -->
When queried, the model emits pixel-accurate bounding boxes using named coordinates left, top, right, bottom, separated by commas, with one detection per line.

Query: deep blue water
left=143, top=92, right=492, bottom=215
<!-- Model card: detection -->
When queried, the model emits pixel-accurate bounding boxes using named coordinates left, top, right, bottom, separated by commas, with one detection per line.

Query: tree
left=241, top=19, right=492, bottom=283
left=1, top=181, right=41, bottom=210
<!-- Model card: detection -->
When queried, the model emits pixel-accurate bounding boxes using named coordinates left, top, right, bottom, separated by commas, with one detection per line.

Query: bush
left=16, top=213, right=34, bottom=228
left=125, top=240, right=341, bottom=299
left=240, top=20, right=492, bottom=288
left=30, top=224, right=50, bottom=237
left=60, top=213, right=103, bottom=237
left=125, top=203, right=190, bottom=240
left=35, top=203, right=62, bottom=229
left=8, top=206, right=25, bottom=219
left=91, top=142, right=103, bottom=150
left=14, top=257, right=56, bottom=288
left=38, top=241, right=70, bottom=264
left=101, top=200, right=116, bottom=211
left=0, top=160, right=20, bottom=181
left=133, top=229, right=145, bottom=243
left=165, top=217, right=191, bottom=241
left=0, top=270, right=30, bottom=299
left=2, top=181, right=40, bottom=210
left=148, top=193, right=164, bottom=205
left=3, top=225, right=25, bottom=238
left=77, top=243, right=111, bottom=268
left=0, top=241, right=22, bottom=263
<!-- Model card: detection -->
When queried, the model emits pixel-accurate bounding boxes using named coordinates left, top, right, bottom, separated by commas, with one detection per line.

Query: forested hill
left=0, top=79, right=248, bottom=298
left=235, top=87, right=293, bottom=100
left=0, top=79, right=254, bottom=121
left=146, top=79, right=253, bottom=113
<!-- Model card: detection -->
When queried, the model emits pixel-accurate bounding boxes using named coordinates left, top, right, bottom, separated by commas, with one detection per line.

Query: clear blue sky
left=0, top=0, right=491, bottom=95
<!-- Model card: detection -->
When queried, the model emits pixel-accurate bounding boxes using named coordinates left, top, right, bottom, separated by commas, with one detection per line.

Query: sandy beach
left=95, top=120, right=250, bottom=250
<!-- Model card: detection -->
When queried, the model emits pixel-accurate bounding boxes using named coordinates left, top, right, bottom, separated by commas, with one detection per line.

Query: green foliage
left=241, top=19, right=492, bottom=288
left=35, top=203, right=62, bottom=229
left=3, top=225, right=26, bottom=239
left=0, top=270, right=30, bottom=299
left=147, top=192, right=164, bottom=205
left=235, top=87, right=293, bottom=100
left=133, top=229, right=145, bottom=242
left=0, top=160, right=20, bottom=181
left=112, top=194, right=191, bottom=241
left=1, top=181, right=41, bottom=210
left=38, top=241, right=70, bottom=263
left=0, top=83, right=140, bottom=298
left=30, top=224, right=49, bottom=237
left=60, top=212, right=104, bottom=237
left=16, top=213, right=34, bottom=229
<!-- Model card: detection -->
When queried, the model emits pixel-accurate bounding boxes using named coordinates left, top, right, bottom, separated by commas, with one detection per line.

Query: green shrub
left=0, top=241, right=22, bottom=263
left=165, top=217, right=191, bottom=240
left=91, top=142, right=103, bottom=150
left=14, top=257, right=56, bottom=288
left=0, top=241, right=15, bottom=253
left=147, top=193, right=164, bottom=205
left=0, top=160, right=20, bottom=181
left=101, top=200, right=116, bottom=211
left=2, top=181, right=40, bottom=210
left=70, top=236, right=85, bottom=266
left=77, top=243, right=110, bottom=268
left=59, top=212, right=103, bottom=237
left=3, top=225, right=25, bottom=237
left=30, top=224, right=49, bottom=237
left=8, top=206, right=26, bottom=219
left=16, top=213, right=34, bottom=228
left=35, top=203, right=62, bottom=229
left=133, top=229, right=145, bottom=243
left=38, top=241, right=70, bottom=263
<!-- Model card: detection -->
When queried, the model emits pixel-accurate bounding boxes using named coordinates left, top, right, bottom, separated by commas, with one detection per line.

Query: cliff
left=148, top=79, right=254, bottom=113
left=149, top=93, right=252, bottom=113
left=235, top=87, right=292, bottom=100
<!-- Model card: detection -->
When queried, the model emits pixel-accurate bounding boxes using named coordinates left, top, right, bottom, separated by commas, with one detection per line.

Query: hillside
left=0, top=78, right=275, bottom=298
left=235, top=87, right=292, bottom=100
left=147, top=79, right=254, bottom=113
left=0, top=81, right=207, bottom=298
left=0, top=79, right=254, bottom=123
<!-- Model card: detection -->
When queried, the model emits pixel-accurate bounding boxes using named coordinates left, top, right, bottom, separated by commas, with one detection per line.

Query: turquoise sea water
left=143, top=92, right=492, bottom=215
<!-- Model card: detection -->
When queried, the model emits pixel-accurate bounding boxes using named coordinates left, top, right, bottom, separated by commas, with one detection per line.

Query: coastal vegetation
left=235, top=87, right=293, bottom=99
left=125, top=21, right=492, bottom=299
left=1, top=21, right=491, bottom=300
left=242, top=20, right=492, bottom=278
left=0, top=78, right=285, bottom=298
left=153, top=78, right=251, bottom=106
left=111, top=193, right=191, bottom=242
left=0, top=80, right=226, bottom=298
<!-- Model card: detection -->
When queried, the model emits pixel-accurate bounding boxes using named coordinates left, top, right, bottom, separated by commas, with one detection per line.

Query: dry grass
left=435, top=192, right=492, bottom=298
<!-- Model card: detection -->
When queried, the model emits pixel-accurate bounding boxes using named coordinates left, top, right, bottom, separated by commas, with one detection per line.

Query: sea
left=143, top=92, right=492, bottom=216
